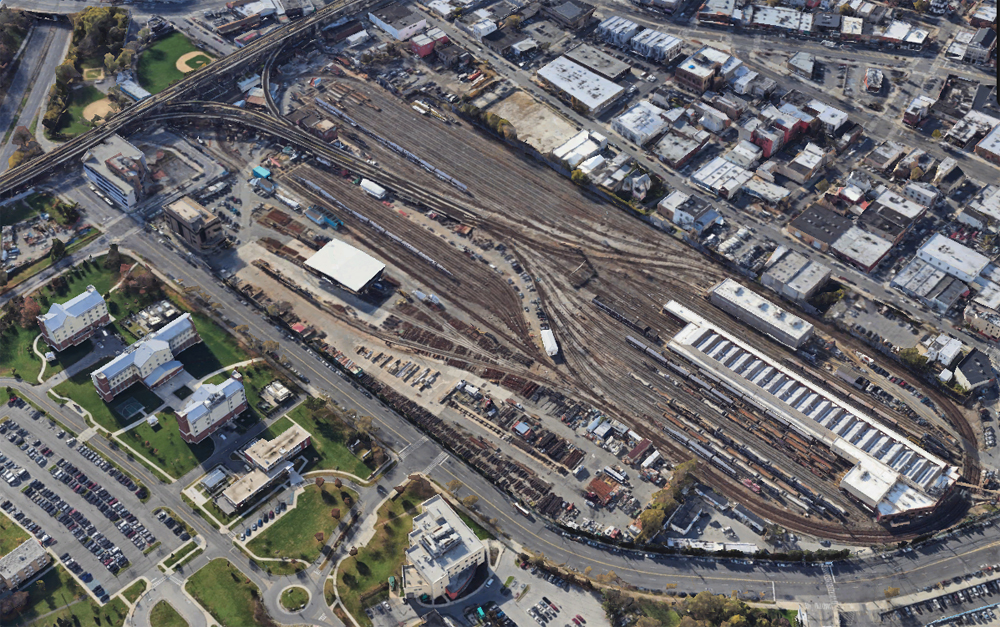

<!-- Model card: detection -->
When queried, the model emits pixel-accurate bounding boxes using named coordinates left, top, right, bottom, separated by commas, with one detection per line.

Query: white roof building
left=917, top=233, right=991, bottom=283
left=402, top=495, right=488, bottom=601
left=612, top=101, right=668, bottom=146
left=709, top=278, right=814, bottom=348
left=595, top=15, right=641, bottom=46
left=37, top=285, right=109, bottom=351
left=177, top=377, right=247, bottom=444
left=537, top=57, right=625, bottom=115
left=305, top=240, right=386, bottom=293
left=691, top=156, right=753, bottom=199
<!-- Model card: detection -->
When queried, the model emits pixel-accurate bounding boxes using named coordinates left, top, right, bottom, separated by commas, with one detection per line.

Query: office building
left=37, top=285, right=110, bottom=351
left=82, top=135, right=147, bottom=208
left=91, top=313, right=202, bottom=402
left=402, top=495, right=488, bottom=601
left=176, top=377, right=247, bottom=444
left=612, top=101, right=668, bottom=146
left=536, top=57, right=625, bottom=116
left=223, top=424, right=312, bottom=510
left=917, top=233, right=991, bottom=283
left=164, top=197, right=224, bottom=252
left=0, top=539, right=50, bottom=593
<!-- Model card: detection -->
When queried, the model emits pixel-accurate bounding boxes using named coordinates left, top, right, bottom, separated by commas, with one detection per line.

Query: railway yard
left=175, top=61, right=982, bottom=544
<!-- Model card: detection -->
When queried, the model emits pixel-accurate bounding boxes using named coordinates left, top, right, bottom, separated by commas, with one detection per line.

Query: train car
left=514, top=502, right=532, bottom=517
left=709, top=389, right=735, bottom=406
left=775, top=479, right=798, bottom=496
left=719, top=380, right=744, bottom=398
left=699, top=369, right=721, bottom=384
left=645, top=347, right=670, bottom=367
left=742, top=395, right=768, bottom=413
left=711, top=456, right=737, bottom=477
left=689, top=376, right=712, bottom=390
left=666, top=428, right=689, bottom=445
left=766, top=409, right=790, bottom=427
left=626, top=336, right=649, bottom=352
left=687, top=441, right=714, bottom=459
left=788, top=422, right=815, bottom=443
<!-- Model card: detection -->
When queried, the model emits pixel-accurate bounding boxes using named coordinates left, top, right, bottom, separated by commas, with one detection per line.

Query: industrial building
left=0, top=539, right=50, bottom=593
left=305, top=239, right=386, bottom=293
left=786, top=52, right=815, bottom=78
left=654, top=190, right=722, bottom=235
left=955, top=348, right=995, bottom=392
left=540, top=0, right=595, bottom=29
left=37, top=285, right=110, bottom=351
left=82, top=134, right=147, bottom=208
left=785, top=205, right=853, bottom=252
left=223, top=424, right=311, bottom=510
left=402, top=494, right=488, bottom=601
left=540, top=328, right=560, bottom=356
left=368, top=4, right=426, bottom=40
left=830, top=226, right=893, bottom=273
left=91, top=314, right=202, bottom=402
left=761, top=249, right=831, bottom=301
left=164, top=196, right=224, bottom=252
left=917, top=233, right=991, bottom=284
left=709, top=278, right=814, bottom=349
left=612, top=101, right=669, bottom=146
left=859, top=191, right=926, bottom=245
left=563, top=44, right=630, bottom=80
left=690, top=156, right=752, bottom=199
left=176, top=376, right=248, bottom=444
left=664, top=301, right=960, bottom=523
left=890, top=259, right=967, bottom=314
left=536, top=57, right=625, bottom=116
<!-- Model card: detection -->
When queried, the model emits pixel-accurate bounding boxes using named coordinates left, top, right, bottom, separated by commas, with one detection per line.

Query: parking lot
left=0, top=402, right=183, bottom=598
left=881, top=569, right=1000, bottom=625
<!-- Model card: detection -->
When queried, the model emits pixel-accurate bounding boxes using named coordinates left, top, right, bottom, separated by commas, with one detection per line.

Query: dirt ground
left=81, top=98, right=113, bottom=124
left=485, top=90, right=579, bottom=155
left=176, top=51, right=214, bottom=73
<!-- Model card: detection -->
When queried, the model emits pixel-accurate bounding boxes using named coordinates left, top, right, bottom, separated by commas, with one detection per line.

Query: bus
left=514, top=503, right=531, bottom=518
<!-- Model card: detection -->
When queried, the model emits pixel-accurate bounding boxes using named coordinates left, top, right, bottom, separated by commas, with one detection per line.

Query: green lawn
left=120, top=579, right=147, bottom=604
left=457, top=510, right=495, bottom=541
left=637, top=600, right=681, bottom=627
left=337, top=478, right=436, bottom=625
left=24, top=192, right=82, bottom=226
left=54, top=84, right=106, bottom=138
left=265, top=403, right=373, bottom=478
left=137, top=32, right=205, bottom=94
left=36, top=254, right=125, bottom=304
left=120, top=410, right=214, bottom=479
left=163, top=541, right=198, bottom=570
left=52, top=357, right=164, bottom=432
left=0, top=322, right=41, bottom=379
left=149, top=600, right=189, bottom=627
left=42, top=338, right=96, bottom=382
left=0, top=510, right=29, bottom=555
left=247, top=483, right=357, bottom=562
left=280, top=586, right=309, bottom=611
left=0, top=199, right=39, bottom=227
left=12, top=565, right=130, bottom=627
left=185, top=559, right=272, bottom=627
left=174, top=313, right=248, bottom=379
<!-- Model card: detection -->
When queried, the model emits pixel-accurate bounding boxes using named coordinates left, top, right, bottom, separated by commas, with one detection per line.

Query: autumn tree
left=932, top=129, right=942, bottom=140
left=447, top=479, right=463, bottom=493
left=11, top=125, right=32, bottom=147
left=356, top=414, right=377, bottom=435
left=636, top=508, right=665, bottom=543
left=262, top=340, right=279, bottom=354
left=461, top=495, right=479, bottom=509
left=910, top=166, right=924, bottom=180
left=595, top=570, right=619, bottom=584
left=20, top=296, right=41, bottom=328
left=55, top=60, right=80, bottom=85
left=636, top=618, right=660, bottom=627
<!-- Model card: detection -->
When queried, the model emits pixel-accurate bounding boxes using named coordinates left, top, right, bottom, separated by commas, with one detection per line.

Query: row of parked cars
left=76, top=444, right=147, bottom=499
left=1, top=499, right=54, bottom=546
left=58, top=553, right=111, bottom=604
left=237, top=502, right=286, bottom=540
left=155, top=509, right=192, bottom=542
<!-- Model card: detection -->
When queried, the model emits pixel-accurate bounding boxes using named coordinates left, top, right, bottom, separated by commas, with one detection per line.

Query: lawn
left=120, top=410, right=215, bottom=479
left=53, top=84, right=106, bottom=138
left=120, top=579, right=147, bottom=604
left=185, top=559, right=272, bottom=627
left=52, top=357, right=164, bottom=432
left=163, top=541, right=198, bottom=570
left=12, top=564, right=130, bottom=627
left=175, top=312, right=248, bottom=379
left=337, top=478, right=436, bottom=625
left=149, top=600, right=189, bottom=627
left=0, top=322, right=41, bottom=380
left=457, top=510, right=495, bottom=541
left=247, top=483, right=358, bottom=563
left=137, top=32, right=203, bottom=94
left=637, top=600, right=681, bottom=627
left=42, top=338, right=96, bottom=382
left=0, top=510, right=29, bottom=555
left=35, top=253, right=126, bottom=304
left=280, top=586, right=309, bottom=611
left=266, top=403, right=373, bottom=478
left=0, top=199, right=38, bottom=227
left=24, top=192, right=82, bottom=226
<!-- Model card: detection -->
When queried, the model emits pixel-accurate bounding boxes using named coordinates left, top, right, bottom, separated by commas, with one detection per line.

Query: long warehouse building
left=709, top=278, right=814, bottom=349
left=664, top=300, right=960, bottom=523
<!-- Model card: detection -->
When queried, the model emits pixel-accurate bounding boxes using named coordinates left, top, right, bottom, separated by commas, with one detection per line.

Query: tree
left=19, top=296, right=41, bottom=328
left=447, top=479, right=463, bottom=493
left=884, top=587, right=900, bottom=598
left=910, top=166, right=924, bottom=180
left=838, top=3, right=853, bottom=13
left=913, top=0, right=929, bottom=11
left=356, top=414, right=377, bottom=435
left=54, top=60, right=80, bottom=84
left=595, top=570, right=618, bottom=584
left=8, top=151, right=26, bottom=169
left=932, top=129, right=942, bottom=140
left=234, top=324, right=249, bottom=335
left=50, top=238, right=66, bottom=262
left=104, top=52, right=118, bottom=74
left=116, top=48, right=133, bottom=69
left=11, top=125, right=32, bottom=147
left=262, top=340, right=279, bottom=354
left=137, top=27, right=151, bottom=42
left=34, top=579, right=46, bottom=595
left=505, top=14, right=523, bottom=29
left=637, top=508, right=665, bottom=542
left=461, top=495, right=479, bottom=509
left=104, top=243, right=121, bottom=268
left=899, top=347, right=929, bottom=372
left=686, top=591, right=725, bottom=623
left=583, top=566, right=592, bottom=576
left=570, top=169, right=589, bottom=186
left=637, top=619, right=660, bottom=627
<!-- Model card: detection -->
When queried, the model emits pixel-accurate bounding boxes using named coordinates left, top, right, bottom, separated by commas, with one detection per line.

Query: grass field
left=162, top=541, right=198, bottom=570
left=265, top=403, right=372, bottom=478
left=120, top=579, right=147, bottom=604
left=36, top=254, right=125, bottom=304
left=121, top=410, right=214, bottom=479
left=247, top=483, right=357, bottom=562
left=0, top=323, right=41, bottom=380
left=149, top=600, right=189, bottom=627
left=0, top=510, right=29, bottom=555
left=337, top=478, right=436, bottom=626
left=184, top=53, right=213, bottom=69
left=53, top=357, right=164, bottom=432
left=24, top=192, right=82, bottom=226
left=175, top=313, right=248, bottom=379
left=457, top=510, right=495, bottom=541
left=636, top=600, right=681, bottom=627
left=280, top=586, right=309, bottom=611
left=54, top=84, right=106, bottom=138
left=185, top=559, right=271, bottom=627
left=137, top=32, right=202, bottom=94
left=0, top=199, right=38, bottom=227
left=12, top=565, right=130, bottom=627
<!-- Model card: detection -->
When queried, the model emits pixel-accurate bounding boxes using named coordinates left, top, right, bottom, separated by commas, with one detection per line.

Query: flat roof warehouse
left=305, top=239, right=386, bottom=293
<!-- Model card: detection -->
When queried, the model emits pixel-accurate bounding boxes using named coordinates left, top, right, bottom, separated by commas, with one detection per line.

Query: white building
left=305, top=239, right=386, bottom=293
left=612, top=101, right=668, bottom=146
left=540, top=329, right=559, bottom=356
left=654, top=190, right=722, bottom=235
left=223, top=424, right=312, bottom=510
left=368, top=4, right=426, bottom=40
left=91, top=313, right=201, bottom=402
left=471, top=18, right=497, bottom=40
left=690, top=156, right=752, bottom=200
left=402, top=494, right=488, bottom=601
left=0, top=539, right=50, bottom=593
left=917, top=233, right=991, bottom=283
left=82, top=134, right=147, bottom=208
left=629, top=29, right=682, bottom=61
left=723, top=140, right=762, bottom=169
left=903, top=182, right=940, bottom=207
left=536, top=57, right=625, bottom=116
left=596, top=15, right=641, bottom=46
left=709, top=278, right=814, bottom=348
left=761, top=249, right=831, bottom=301
left=176, top=377, right=247, bottom=444
left=37, top=285, right=110, bottom=351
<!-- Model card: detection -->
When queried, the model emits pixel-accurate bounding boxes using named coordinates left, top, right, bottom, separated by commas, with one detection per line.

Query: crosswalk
left=822, top=564, right=839, bottom=605
left=422, top=451, right=450, bottom=475
left=397, top=435, right=429, bottom=458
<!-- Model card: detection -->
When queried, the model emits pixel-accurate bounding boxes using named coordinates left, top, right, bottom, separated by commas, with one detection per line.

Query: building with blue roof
left=37, top=285, right=110, bottom=351
left=176, top=375, right=247, bottom=443
left=91, top=313, right=202, bottom=401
